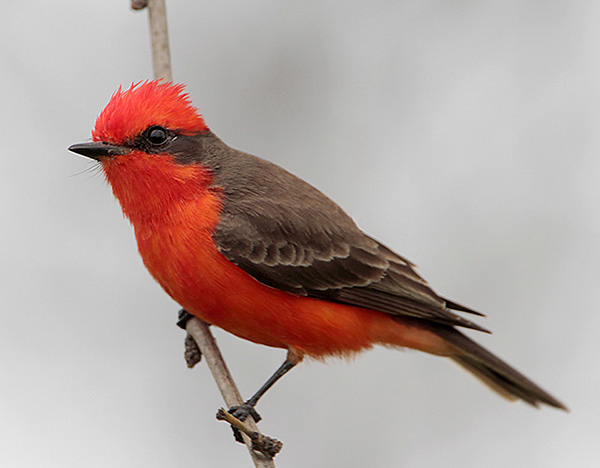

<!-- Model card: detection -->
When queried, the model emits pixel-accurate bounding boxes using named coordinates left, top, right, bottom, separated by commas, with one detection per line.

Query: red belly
left=134, top=198, right=449, bottom=358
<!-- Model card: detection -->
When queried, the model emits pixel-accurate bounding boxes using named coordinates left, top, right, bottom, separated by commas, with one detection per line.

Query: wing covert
left=210, top=149, right=486, bottom=332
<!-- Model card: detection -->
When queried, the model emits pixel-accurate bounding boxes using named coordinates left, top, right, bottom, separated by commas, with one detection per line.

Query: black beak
left=68, top=141, right=131, bottom=160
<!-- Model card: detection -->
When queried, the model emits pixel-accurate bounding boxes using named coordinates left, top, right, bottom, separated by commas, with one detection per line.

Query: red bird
left=69, top=81, right=565, bottom=421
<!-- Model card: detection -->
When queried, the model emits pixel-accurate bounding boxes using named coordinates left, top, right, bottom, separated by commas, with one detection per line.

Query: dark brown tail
left=434, top=327, right=567, bottom=410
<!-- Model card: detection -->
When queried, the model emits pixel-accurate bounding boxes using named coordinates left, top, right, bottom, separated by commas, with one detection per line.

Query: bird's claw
left=228, top=403, right=262, bottom=423
left=230, top=426, right=245, bottom=444
left=227, top=403, right=262, bottom=444
left=176, top=309, right=194, bottom=329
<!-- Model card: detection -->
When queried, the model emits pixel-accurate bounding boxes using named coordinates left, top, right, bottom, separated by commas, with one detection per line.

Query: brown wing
left=210, top=145, right=487, bottom=333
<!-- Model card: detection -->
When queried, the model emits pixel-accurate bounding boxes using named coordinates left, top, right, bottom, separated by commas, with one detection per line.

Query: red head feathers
left=92, top=81, right=208, bottom=144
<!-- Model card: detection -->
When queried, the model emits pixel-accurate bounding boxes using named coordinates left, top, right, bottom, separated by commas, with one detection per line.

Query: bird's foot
left=228, top=403, right=262, bottom=423
left=216, top=408, right=283, bottom=456
left=227, top=403, right=262, bottom=444
left=176, top=309, right=194, bottom=329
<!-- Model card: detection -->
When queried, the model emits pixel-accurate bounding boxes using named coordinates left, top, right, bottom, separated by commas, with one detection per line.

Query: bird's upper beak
left=68, top=141, right=131, bottom=160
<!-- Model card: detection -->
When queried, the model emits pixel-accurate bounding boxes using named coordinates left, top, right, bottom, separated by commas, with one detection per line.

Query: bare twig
left=135, top=2, right=279, bottom=466
left=134, top=0, right=172, bottom=81
left=185, top=319, right=279, bottom=466
left=184, top=319, right=246, bottom=406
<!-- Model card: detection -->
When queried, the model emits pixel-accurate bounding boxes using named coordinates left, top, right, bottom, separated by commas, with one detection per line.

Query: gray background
left=1, top=1, right=597, bottom=467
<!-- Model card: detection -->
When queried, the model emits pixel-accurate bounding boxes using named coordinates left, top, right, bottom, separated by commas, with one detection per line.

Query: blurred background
left=1, top=1, right=597, bottom=467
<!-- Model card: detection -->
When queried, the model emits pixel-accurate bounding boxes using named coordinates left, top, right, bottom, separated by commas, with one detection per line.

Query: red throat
left=101, top=152, right=216, bottom=226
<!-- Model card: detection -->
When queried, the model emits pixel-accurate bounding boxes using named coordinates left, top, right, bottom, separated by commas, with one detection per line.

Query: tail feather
left=444, top=298, right=486, bottom=317
left=435, top=327, right=567, bottom=410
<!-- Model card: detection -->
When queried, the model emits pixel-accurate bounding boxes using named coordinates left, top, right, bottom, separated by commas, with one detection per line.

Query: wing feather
left=209, top=145, right=486, bottom=331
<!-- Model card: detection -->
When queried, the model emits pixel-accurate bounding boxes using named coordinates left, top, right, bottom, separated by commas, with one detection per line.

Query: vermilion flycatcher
left=69, top=81, right=566, bottom=423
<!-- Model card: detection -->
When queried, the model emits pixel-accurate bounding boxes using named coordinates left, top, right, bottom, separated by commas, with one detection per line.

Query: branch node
left=184, top=333, right=202, bottom=368
left=216, top=408, right=283, bottom=459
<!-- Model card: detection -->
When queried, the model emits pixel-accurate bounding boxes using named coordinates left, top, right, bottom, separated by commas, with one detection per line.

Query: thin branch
left=133, top=1, right=278, bottom=466
left=187, top=319, right=281, bottom=465
left=143, top=0, right=172, bottom=81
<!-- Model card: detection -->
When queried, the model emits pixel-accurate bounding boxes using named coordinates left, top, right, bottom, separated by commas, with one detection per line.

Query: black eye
left=146, top=126, right=169, bottom=145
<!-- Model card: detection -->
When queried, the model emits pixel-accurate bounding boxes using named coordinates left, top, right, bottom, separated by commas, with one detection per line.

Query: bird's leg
left=229, top=351, right=300, bottom=422
left=227, top=350, right=301, bottom=442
